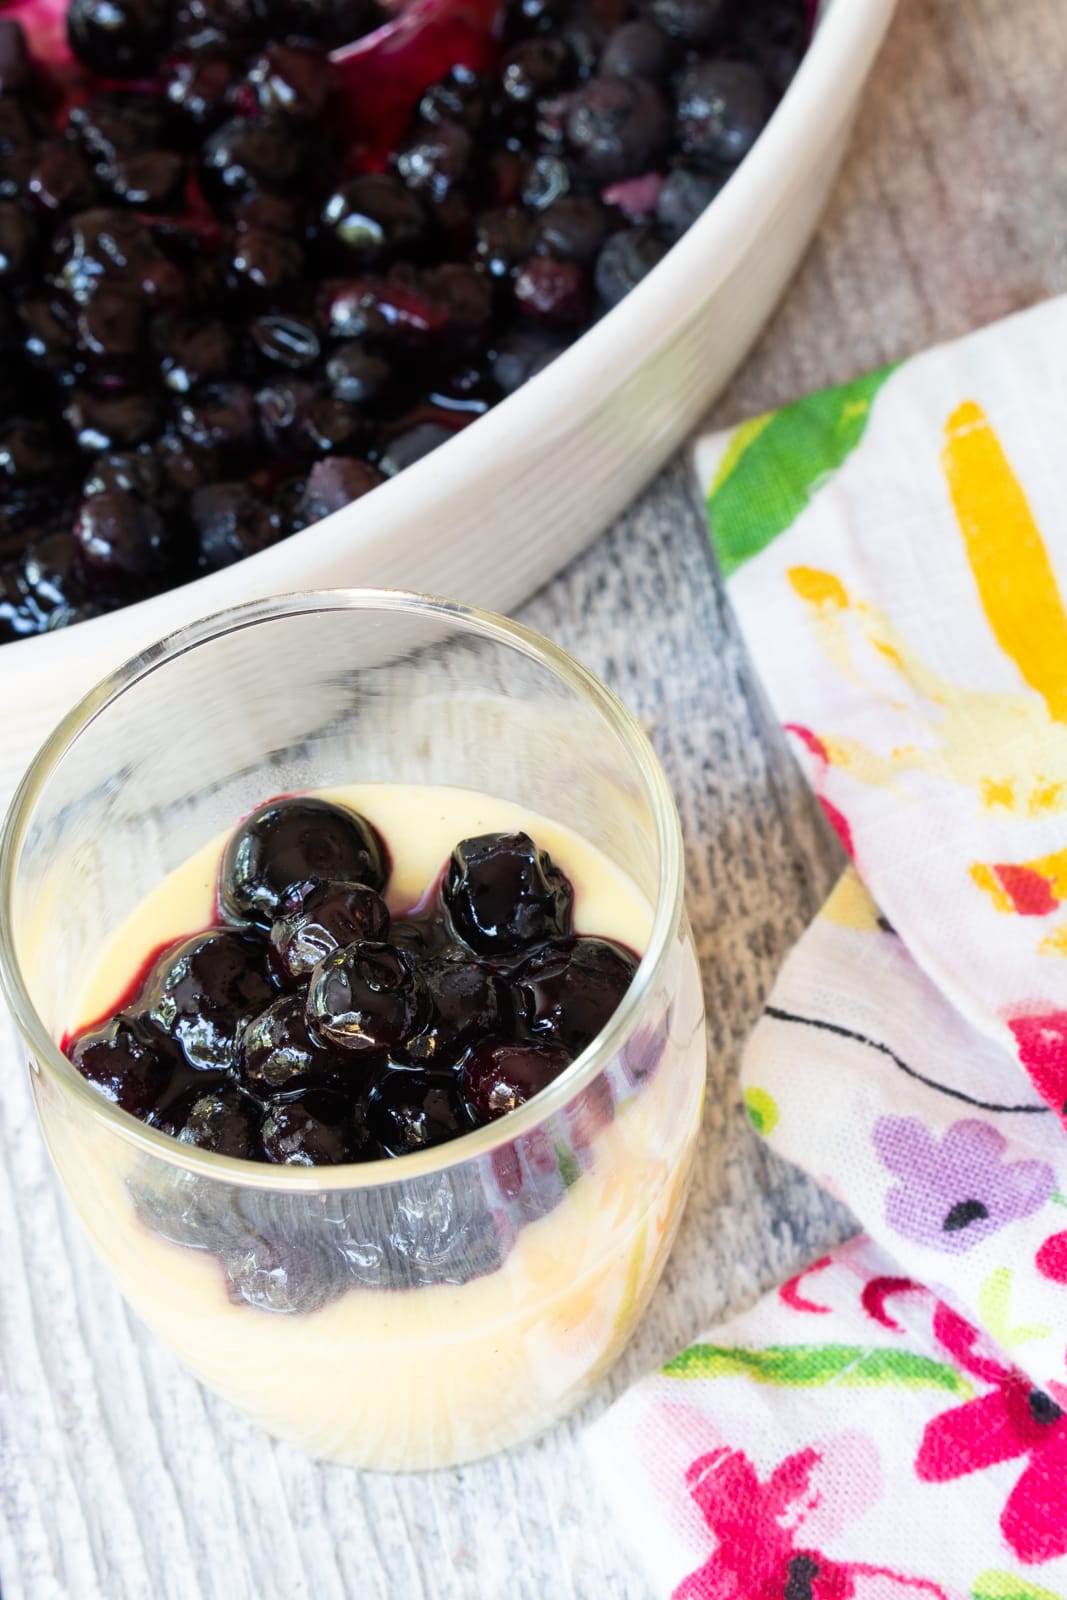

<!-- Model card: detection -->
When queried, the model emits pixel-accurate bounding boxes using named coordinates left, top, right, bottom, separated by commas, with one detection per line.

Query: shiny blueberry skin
left=72, top=490, right=173, bottom=591
left=601, top=19, right=672, bottom=79
left=69, top=1014, right=176, bottom=1118
left=594, top=225, right=669, bottom=306
left=443, top=831, right=574, bottom=957
left=321, top=174, right=428, bottom=265
left=491, top=325, right=568, bottom=393
left=220, top=797, right=388, bottom=930
left=377, top=423, right=454, bottom=477
left=190, top=482, right=282, bottom=571
left=138, top=928, right=275, bottom=1073
left=676, top=59, right=775, bottom=167
left=299, top=457, right=383, bottom=523
left=270, top=880, right=390, bottom=983
left=307, top=941, right=426, bottom=1053
left=239, top=992, right=358, bottom=1099
left=67, top=0, right=170, bottom=77
left=565, top=75, right=670, bottom=182
left=461, top=1037, right=572, bottom=1122
left=513, top=256, right=590, bottom=326
left=367, top=1068, right=474, bottom=1156
left=656, top=164, right=726, bottom=237
left=248, top=314, right=322, bottom=372
left=259, top=1089, right=360, bottom=1165
left=648, top=0, right=731, bottom=45
left=177, top=1084, right=258, bottom=1157
left=407, top=946, right=510, bottom=1066
left=514, top=935, right=637, bottom=1053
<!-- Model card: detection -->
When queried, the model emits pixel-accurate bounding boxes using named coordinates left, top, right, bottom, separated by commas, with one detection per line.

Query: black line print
left=762, top=1005, right=1050, bottom=1116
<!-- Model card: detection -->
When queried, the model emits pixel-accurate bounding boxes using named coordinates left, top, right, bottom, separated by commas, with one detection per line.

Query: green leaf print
left=972, top=1571, right=1065, bottom=1600
left=663, top=1342, right=972, bottom=1396
left=707, top=362, right=898, bottom=578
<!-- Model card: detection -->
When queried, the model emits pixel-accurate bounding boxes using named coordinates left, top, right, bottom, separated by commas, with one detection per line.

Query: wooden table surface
left=3, top=2, right=1065, bottom=1595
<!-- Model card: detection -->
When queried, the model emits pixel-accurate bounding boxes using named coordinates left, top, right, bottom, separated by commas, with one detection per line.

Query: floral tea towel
left=588, top=296, right=1067, bottom=1596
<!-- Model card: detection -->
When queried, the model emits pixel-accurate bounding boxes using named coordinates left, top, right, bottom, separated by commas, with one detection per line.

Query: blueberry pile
left=0, top=0, right=807, bottom=641
left=68, top=795, right=637, bottom=1161
left=67, top=796, right=638, bottom=1309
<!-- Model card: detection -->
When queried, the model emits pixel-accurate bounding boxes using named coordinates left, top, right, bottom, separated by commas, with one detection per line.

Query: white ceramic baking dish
left=0, top=0, right=897, bottom=786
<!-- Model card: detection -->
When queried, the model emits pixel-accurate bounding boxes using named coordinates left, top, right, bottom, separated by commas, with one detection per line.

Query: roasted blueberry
left=500, top=38, right=574, bottom=107
left=394, top=120, right=473, bottom=202
left=648, top=0, right=731, bottom=43
left=156, top=316, right=234, bottom=395
left=443, top=832, right=573, bottom=956
left=220, top=797, right=387, bottom=929
left=461, top=1038, right=572, bottom=1121
left=178, top=381, right=258, bottom=455
left=321, top=175, right=427, bottom=265
left=74, top=289, right=144, bottom=365
left=324, top=343, right=392, bottom=407
left=514, top=936, right=637, bottom=1052
left=601, top=19, right=672, bottom=79
left=139, top=928, right=275, bottom=1073
left=64, top=390, right=164, bottom=454
left=594, top=225, right=668, bottom=305
left=533, top=195, right=612, bottom=263
left=68, top=93, right=168, bottom=164
left=736, top=0, right=808, bottom=92
left=490, top=324, right=568, bottom=393
left=270, top=880, right=390, bottom=983
left=565, top=76, right=670, bottom=182
left=418, top=66, right=488, bottom=132
left=520, top=152, right=572, bottom=211
left=178, top=1084, right=258, bottom=1156
left=165, top=53, right=235, bottom=128
left=248, top=314, right=321, bottom=372
left=247, top=42, right=336, bottom=121
left=299, top=457, right=382, bottom=522
left=514, top=256, right=590, bottom=325
left=676, top=59, right=775, bottom=167
left=474, top=207, right=535, bottom=279
left=377, top=423, right=454, bottom=476
left=52, top=208, right=186, bottom=307
left=239, top=993, right=356, bottom=1098
left=67, top=0, right=170, bottom=76
left=308, top=941, right=426, bottom=1053
left=259, top=1089, right=358, bottom=1165
left=407, top=946, right=509, bottom=1066
left=200, top=116, right=304, bottom=203
left=367, top=1068, right=473, bottom=1155
left=105, top=150, right=186, bottom=210
left=656, top=163, right=726, bottom=236
left=191, top=481, right=282, bottom=570
left=68, top=1014, right=176, bottom=1118
left=72, top=491, right=172, bottom=592
left=226, top=226, right=304, bottom=295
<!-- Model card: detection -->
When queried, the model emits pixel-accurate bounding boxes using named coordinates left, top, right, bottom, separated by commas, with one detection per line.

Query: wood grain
left=3, top=1, right=1066, bottom=1594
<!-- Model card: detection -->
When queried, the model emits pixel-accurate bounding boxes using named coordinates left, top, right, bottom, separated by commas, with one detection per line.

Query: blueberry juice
left=2, top=598, right=706, bottom=1468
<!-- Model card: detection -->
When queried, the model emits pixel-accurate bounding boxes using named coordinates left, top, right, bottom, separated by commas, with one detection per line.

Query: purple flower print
left=872, top=1117, right=1054, bottom=1254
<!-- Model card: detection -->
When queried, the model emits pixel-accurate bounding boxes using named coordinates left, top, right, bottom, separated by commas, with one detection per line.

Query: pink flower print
left=673, top=1436, right=948, bottom=1600
left=918, top=1301, right=1067, bottom=1564
left=1008, top=1012, right=1067, bottom=1122
left=872, top=1117, right=1054, bottom=1253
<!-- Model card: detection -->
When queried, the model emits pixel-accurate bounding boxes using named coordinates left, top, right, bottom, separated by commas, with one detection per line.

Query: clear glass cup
left=0, top=591, right=705, bottom=1470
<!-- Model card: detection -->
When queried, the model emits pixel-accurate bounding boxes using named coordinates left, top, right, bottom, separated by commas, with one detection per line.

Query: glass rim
left=0, top=588, right=685, bottom=1191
